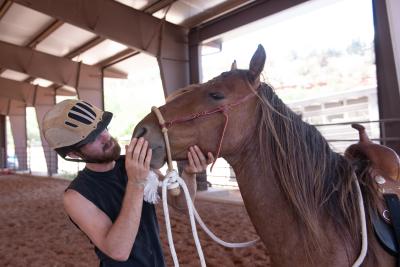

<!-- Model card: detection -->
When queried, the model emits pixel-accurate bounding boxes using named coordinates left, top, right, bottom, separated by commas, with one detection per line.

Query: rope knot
left=164, top=169, right=180, bottom=196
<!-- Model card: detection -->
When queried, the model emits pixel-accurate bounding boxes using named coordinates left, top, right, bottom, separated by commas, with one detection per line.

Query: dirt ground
left=0, top=174, right=270, bottom=267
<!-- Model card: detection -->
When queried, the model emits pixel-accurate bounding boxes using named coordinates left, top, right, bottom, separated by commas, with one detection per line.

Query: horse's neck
left=227, top=152, right=285, bottom=216
left=225, top=147, right=350, bottom=266
left=226, top=149, right=302, bottom=258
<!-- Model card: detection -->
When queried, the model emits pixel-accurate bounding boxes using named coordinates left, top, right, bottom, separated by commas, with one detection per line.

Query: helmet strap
left=62, top=156, right=87, bottom=163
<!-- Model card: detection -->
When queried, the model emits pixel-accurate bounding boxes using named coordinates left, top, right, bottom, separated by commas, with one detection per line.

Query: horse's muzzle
left=132, top=122, right=166, bottom=168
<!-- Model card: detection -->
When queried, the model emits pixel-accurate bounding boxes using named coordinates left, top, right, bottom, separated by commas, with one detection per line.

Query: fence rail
left=207, top=118, right=400, bottom=187
left=1, top=119, right=399, bottom=188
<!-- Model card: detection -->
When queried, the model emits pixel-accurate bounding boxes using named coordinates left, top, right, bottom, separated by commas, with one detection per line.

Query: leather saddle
left=345, top=123, right=400, bottom=255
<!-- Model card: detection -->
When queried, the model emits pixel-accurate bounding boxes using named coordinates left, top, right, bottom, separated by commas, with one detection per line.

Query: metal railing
left=314, top=118, right=400, bottom=144
left=207, top=118, right=400, bottom=188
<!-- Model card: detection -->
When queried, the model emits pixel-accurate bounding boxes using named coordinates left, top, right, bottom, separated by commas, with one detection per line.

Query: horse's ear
left=231, top=60, right=237, bottom=71
left=248, top=44, right=266, bottom=82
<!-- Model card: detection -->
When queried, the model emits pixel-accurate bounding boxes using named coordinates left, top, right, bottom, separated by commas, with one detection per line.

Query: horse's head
left=132, top=45, right=266, bottom=168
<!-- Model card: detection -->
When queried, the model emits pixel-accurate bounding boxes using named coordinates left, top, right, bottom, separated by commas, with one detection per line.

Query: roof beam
left=23, top=18, right=64, bottom=84
left=25, top=19, right=64, bottom=48
left=94, top=0, right=180, bottom=71
left=0, top=77, right=74, bottom=106
left=183, top=0, right=254, bottom=28
left=0, top=1, right=12, bottom=76
left=59, top=35, right=129, bottom=78
left=189, top=0, right=308, bottom=43
left=143, top=0, right=177, bottom=14
left=0, top=77, right=31, bottom=103
left=62, top=0, right=175, bottom=60
left=97, top=48, right=139, bottom=69
left=65, top=36, right=106, bottom=59
left=63, top=35, right=130, bottom=78
left=59, top=1, right=180, bottom=76
left=13, top=0, right=188, bottom=61
left=0, top=40, right=101, bottom=91
left=0, top=0, right=12, bottom=20
left=96, top=49, right=138, bottom=78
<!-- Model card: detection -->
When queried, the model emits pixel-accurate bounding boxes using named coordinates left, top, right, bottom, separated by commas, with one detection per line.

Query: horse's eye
left=209, top=92, right=225, bottom=100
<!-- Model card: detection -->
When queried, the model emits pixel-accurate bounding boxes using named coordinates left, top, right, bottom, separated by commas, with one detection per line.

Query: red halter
left=156, top=91, right=257, bottom=171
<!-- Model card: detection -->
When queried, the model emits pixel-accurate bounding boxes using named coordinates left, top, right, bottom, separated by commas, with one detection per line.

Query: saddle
left=345, top=124, right=400, bottom=256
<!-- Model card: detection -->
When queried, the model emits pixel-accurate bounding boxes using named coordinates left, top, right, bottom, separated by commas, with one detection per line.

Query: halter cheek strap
left=151, top=106, right=174, bottom=172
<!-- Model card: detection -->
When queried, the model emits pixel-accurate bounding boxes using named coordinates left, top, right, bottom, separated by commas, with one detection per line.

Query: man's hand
left=169, top=146, right=214, bottom=212
left=183, top=145, right=214, bottom=175
left=125, top=137, right=152, bottom=187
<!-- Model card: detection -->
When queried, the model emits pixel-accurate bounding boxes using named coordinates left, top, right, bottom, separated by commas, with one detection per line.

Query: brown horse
left=133, top=45, right=396, bottom=266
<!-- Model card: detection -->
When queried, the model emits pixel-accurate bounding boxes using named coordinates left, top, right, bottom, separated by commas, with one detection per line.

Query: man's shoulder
left=71, top=169, right=89, bottom=182
left=66, top=169, right=93, bottom=191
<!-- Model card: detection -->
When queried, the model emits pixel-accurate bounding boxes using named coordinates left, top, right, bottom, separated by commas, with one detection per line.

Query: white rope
left=144, top=171, right=367, bottom=266
left=144, top=170, right=259, bottom=267
left=352, top=178, right=368, bottom=267
left=162, top=170, right=206, bottom=267
left=175, top=175, right=260, bottom=248
left=161, top=177, right=180, bottom=266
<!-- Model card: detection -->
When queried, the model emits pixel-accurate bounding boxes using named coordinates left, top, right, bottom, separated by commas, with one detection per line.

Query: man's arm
left=63, top=138, right=151, bottom=261
left=64, top=184, right=144, bottom=261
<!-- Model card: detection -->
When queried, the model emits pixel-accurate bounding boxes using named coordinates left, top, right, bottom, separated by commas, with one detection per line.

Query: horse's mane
left=255, top=82, right=380, bottom=254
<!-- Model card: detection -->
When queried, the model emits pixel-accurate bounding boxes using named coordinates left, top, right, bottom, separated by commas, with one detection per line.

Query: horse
left=132, top=45, right=397, bottom=266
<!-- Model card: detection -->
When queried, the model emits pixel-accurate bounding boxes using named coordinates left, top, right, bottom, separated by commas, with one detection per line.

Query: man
left=42, top=99, right=213, bottom=266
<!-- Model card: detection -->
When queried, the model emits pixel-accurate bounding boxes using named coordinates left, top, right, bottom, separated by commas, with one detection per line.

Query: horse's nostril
left=132, top=127, right=147, bottom=139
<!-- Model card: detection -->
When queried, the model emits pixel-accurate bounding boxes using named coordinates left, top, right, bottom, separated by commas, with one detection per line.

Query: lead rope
left=352, top=177, right=368, bottom=267
left=149, top=106, right=259, bottom=267
left=161, top=171, right=206, bottom=267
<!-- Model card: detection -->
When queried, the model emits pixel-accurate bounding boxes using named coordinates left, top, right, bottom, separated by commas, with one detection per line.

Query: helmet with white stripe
left=42, top=99, right=113, bottom=159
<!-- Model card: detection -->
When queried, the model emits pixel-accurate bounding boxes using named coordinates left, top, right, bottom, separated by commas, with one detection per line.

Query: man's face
left=77, top=129, right=121, bottom=163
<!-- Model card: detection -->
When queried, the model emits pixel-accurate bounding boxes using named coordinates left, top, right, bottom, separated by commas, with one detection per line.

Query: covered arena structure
left=0, top=0, right=399, bottom=175
left=0, top=0, right=400, bottom=266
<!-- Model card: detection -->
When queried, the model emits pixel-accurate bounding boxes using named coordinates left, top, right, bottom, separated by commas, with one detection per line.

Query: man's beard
left=79, top=137, right=121, bottom=163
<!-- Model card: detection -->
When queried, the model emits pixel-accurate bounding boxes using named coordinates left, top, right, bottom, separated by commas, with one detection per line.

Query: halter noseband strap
left=151, top=91, right=257, bottom=171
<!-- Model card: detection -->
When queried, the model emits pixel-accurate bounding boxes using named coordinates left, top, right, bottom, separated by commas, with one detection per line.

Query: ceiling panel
left=32, top=78, right=53, bottom=87
left=72, top=40, right=128, bottom=65
left=0, top=69, right=30, bottom=81
left=36, top=23, right=97, bottom=57
left=114, top=0, right=158, bottom=10
left=153, top=0, right=226, bottom=25
left=0, top=3, right=53, bottom=45
left=111, top=53, right=158, bottom=78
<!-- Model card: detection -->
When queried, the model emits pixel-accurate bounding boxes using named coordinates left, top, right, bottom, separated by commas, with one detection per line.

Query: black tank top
left=67, top=156, right=166, bottom=267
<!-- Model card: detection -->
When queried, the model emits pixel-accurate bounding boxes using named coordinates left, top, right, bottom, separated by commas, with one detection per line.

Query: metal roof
left=0, top=0, right=255, bottom=97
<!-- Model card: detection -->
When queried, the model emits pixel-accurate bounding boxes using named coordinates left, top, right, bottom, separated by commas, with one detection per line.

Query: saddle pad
left=372, top=210, right=398, bottom=256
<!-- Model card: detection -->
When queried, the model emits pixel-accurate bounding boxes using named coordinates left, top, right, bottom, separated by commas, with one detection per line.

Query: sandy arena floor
left=0, top=174, right=270, bottom=267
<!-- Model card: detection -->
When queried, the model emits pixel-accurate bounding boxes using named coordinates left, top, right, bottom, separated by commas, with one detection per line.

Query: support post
left=0, top=115, right=6, bottom=168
